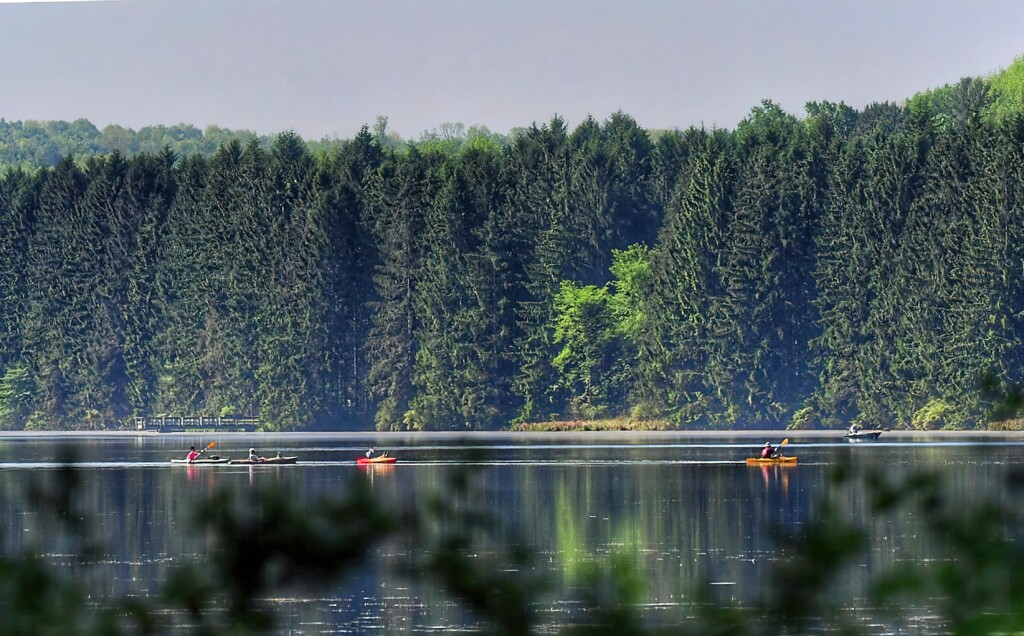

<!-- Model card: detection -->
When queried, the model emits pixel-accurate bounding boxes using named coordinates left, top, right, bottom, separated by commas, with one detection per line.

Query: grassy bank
left=985, top=418, right=1024, bottom=431
left=512, top=417, right=1024, bottom=432
left=511, top=417, right=671, bottom=432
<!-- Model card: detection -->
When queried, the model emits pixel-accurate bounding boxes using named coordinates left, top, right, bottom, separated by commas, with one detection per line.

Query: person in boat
left=365, top=447, right=388, bottom=459
left=761, top=442, right=778, bottom=459
left=248, top=448, right=264, bottom=462
left=186, top=446, right=201, bottom=462
left=849, top=423, right=861, bottom=435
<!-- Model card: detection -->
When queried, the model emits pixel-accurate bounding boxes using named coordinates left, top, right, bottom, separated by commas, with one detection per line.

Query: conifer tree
left=365, top=149, right=431, bottom=430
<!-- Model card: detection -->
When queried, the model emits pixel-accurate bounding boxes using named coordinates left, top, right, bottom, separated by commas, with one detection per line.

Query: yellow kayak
left=745, top=456, right=797, bottom=465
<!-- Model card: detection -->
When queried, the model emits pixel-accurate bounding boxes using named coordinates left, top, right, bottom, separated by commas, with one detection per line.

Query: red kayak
left=357, top=455, right=396, bottom=465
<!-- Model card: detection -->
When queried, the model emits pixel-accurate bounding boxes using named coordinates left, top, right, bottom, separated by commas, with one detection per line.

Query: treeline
left=2, top=60, right=1024, bottom=431
left=0, top=116, right=512, bottom=170
left=0, top=118, right=276, bottom=169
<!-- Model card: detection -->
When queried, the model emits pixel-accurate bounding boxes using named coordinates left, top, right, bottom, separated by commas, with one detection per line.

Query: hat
left=249, top=448, right=255, bottom=453
left=764, top=442, right=771, bottom=446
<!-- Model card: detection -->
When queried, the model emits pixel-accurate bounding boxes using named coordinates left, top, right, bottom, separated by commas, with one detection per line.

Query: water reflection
left=0, top=432, right=1021, bottom=632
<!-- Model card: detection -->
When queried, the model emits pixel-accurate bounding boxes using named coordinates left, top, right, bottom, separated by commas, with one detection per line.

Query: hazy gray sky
left=1, top=0, right=1023, bottom=139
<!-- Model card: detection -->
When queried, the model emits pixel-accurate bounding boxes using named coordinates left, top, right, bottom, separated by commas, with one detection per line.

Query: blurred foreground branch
left=2, top=454, right=1024, bottom=634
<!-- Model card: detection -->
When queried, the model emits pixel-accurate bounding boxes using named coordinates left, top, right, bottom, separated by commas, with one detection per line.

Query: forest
left=1, top=57, right=1024, bottom=432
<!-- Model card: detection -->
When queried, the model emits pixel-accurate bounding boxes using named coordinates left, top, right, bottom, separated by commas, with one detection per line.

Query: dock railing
left=133, top=416, right=259, bottom=432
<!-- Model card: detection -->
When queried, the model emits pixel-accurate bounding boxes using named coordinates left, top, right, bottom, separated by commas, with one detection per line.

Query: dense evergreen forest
left=2, top=58, right=1024, bottom=432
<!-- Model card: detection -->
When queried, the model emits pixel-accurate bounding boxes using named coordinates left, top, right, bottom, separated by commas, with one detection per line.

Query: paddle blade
left=781, top=438, right=789, bottom=447
left=206, top=441, right=216, bottom=450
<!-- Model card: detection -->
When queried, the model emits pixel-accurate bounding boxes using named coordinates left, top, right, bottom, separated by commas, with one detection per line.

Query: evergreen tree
left=118, top=150, right=177, bottom=417
left=993, top=114, right=1024, bottom=405
left=251, top=132, right=323, bottom=430
left=0, top=169, right=39, bottom=428
left=704, top=102, right=815, bottom=426
left=365, top=149, right=431, bottom=430
left=410, top=144, right=512, bottom=429
left=649, top=128, right=733, bottom=424
left=150, top=153, right=211, bottom=416
left=314, top=127, right=383, bottom=429
left=0, top=170, right=38, bottom=373
left=22, top=158, right=93, bottom=427
left=507, top=118, right=571, bottom=422
left=889, top=122, right=1007, bottom=427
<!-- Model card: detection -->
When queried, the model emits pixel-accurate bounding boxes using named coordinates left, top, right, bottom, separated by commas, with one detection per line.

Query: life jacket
left=761, top=446, right=772, bottom=458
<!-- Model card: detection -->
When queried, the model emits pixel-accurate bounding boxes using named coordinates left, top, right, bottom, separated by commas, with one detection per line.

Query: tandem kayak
left=229, top=456, right=299, bottom=465
left=745, top=456, right=797, bottom=465
left=170, top=457, right=231, bottom=465
left=357, top=455, right=396, bottom=465
left=844, top=430, right=882, bottom=441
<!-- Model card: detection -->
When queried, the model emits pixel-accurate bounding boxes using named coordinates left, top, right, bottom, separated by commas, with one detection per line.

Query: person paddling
left=248, top=448, right=264, bottom=462
left=186, top=441, right=215, bottom=463
left=761, top=442, right=778, bottom=459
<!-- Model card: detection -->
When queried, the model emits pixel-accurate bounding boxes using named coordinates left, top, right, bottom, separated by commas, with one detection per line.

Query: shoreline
left=2, top=429, right=1024, bottom=441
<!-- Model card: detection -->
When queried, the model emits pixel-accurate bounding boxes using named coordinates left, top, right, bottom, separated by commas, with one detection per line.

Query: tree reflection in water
left=2, top=448, right=1024, bottom=634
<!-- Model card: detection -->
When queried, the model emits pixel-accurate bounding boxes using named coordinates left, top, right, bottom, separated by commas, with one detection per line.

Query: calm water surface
left=1, top=431, right=1022, bottom=633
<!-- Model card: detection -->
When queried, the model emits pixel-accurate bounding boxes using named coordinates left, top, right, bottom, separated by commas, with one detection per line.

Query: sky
left=1, top=0, right=1023, bottom=140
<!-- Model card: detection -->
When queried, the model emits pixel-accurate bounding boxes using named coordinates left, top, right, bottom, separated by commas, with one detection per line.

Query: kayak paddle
left=774, top=438, right=789, bottom=458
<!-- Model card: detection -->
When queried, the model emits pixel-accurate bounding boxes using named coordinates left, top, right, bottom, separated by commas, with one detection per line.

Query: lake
left=1, top=430, right=1022, bottom=634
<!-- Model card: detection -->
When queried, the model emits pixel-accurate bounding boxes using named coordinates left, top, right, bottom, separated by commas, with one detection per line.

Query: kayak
left=357, top=455, right=396, bottom=465
left=229, top=456, right=299, bottom=465
left=170, top=457, right=231, bottom=465
left=844, top=430, right=882, bottom=441
left=746, top=456, right=797, bottom=465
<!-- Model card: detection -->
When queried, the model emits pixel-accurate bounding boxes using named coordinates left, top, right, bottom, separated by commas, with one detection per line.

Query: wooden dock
left=133, top=416, right=259, bottom=432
